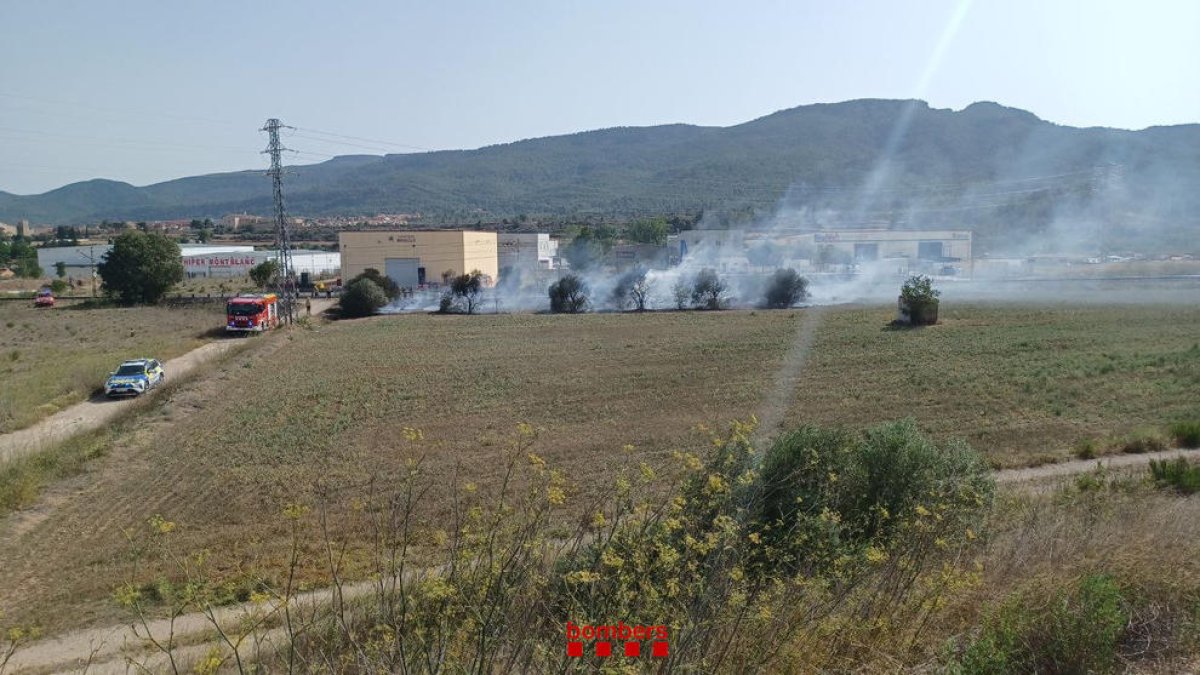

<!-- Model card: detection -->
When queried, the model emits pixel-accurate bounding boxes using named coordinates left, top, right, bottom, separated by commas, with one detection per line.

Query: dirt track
left=0, top=299, right=337, bottom=468
left=0, top=340, right=244, bottom=467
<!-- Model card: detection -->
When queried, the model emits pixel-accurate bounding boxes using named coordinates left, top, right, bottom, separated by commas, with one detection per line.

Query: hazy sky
left=1, top=0, right=1197, bottom=195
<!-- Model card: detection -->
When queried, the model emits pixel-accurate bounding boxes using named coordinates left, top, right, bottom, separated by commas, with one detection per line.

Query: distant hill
left=2, top=99, right=1197, bottom=253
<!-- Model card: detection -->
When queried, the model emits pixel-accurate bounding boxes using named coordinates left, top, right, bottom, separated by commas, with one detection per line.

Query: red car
left=34, top=288, right=55, bottom=308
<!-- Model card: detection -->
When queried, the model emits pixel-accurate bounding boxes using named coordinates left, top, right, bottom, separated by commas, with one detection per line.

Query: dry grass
left=0, top=302, right=1198, bottom=635
left=0, top=302, right=221, bottom=432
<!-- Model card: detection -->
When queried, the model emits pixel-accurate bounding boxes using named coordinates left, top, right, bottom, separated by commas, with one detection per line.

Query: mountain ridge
left=1, top=98, right=1196, bottom=253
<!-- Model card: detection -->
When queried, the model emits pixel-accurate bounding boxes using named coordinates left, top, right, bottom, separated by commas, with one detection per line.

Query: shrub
left=548, top=274, right=588, bottom=313
left=1169, top=421, right=1200, bottom=448
left=953, top=575, right=1128, bottom=674
left=338, top=278, right=388, bottom=318
left=49, top=279, right=69, bottom=294
left=899, top=275, right=940, bottom=325
left=763, top=268, right=809, bottom=309
left=1149, top=457, right=1200, bottom=494
left=691, top=268, right=727, bottom=310
left=1074, top=438, right=1099, bottom=460
left=1119, top=430, right=1168, bottom=454
left=754, top=419, right=994, bottom=578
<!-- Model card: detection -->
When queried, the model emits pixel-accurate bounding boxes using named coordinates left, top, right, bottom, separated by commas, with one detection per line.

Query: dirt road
left=0, top=298, right=338, bottom=468
left=0, top=341, right=247, bottom=467
left=7, top=443, right=1197, bottom=673
left=994, top=446, right=1198, bottom=484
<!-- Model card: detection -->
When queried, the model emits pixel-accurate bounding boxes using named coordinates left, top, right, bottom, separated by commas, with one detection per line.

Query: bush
left=1074, top=438, right=1099, bottom=460
left=339, top=278, right=388, bottom=317
left=548, top=274, right=588, bottom=313
left=1149, top=457, right=1200, bottom=494
left=49, top=279, right=69, bottom=294
left=1169, top=421, right=1200, bottom=448
left=763, top=268, right=809, bottom=309
left=691, top=268, right=727, bottom=310
left=755, top=419, right=994, bottom=577
left=899, top=275, right=940, bottom=325
left=953, top=575, right=1128, bottom=674
left=1119, top=430, right=1168, bottom=454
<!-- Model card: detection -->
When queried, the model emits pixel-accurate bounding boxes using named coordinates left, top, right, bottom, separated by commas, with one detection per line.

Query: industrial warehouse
left=338, top=230, right=500, bottom=288
left=35, top=244, right=341, bottom=279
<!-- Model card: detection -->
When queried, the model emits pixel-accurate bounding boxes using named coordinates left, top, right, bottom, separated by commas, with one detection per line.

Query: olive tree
left=763, top=268, right=809, bottom=309
left=549, top=274, right=588, bottom=313
left=691, top=268, right=727, bottom=310
left=611, top=268, right=653, bottom=311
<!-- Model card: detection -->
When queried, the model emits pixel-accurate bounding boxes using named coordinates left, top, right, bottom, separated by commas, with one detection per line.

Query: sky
left=0, top=0, right=1197, bottom=195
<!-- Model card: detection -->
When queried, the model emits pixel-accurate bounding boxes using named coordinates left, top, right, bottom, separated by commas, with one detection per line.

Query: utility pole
left=262, top=118, right=296, bottom=324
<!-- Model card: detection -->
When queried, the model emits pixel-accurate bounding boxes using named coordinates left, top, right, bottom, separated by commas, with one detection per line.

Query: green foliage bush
left=755, top=419, right=994, bottom=577
left=953, top=575, right=1128, bottom=674
left=1170, top=421, right=1200, bottom=448
left=1119, top=430, right=1168, bottom=454
left=1149, top=457, right=1200, bottom=494
left=339, top=278, right=388, bottom=318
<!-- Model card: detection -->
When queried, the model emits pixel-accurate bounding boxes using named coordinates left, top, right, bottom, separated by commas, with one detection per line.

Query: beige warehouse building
left=339, top=230, right=499, bottom=288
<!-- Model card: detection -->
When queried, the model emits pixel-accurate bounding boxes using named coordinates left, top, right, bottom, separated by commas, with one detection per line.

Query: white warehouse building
left=498, top=233, right=557, bottom=274
left=36, top=244, right=339, bottom=279
left=182, top=250, right=340, bottom=278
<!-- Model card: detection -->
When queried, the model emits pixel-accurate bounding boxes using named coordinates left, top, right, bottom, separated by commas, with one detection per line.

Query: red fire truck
left=225, top=293, right=279, bottom=333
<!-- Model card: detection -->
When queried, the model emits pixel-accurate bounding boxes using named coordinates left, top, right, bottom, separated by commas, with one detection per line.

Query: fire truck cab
left=225, top=293, right=279, bottom=333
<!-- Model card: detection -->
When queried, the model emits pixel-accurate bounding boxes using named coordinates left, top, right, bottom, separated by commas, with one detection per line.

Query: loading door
left=385, top=257, right=420, bottom=289
left=854, top=243, right=879, bottom=261
left=918, top=241, right=944, bottom=260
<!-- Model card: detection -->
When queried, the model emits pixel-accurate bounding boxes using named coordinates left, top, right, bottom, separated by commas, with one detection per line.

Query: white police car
left=104, top=358, right=165, bottom=398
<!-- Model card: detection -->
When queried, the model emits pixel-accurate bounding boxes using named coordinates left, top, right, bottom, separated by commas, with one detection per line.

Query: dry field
left=0, top=302, right=222, bottom=432
left=0, top=302, right=1198, bottom=634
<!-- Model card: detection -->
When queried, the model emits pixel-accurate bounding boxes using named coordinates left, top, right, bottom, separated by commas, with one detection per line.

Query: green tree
left=249, top=259, right=280, bottom=288
left=899, top=275, right=940, bottom=326
left=96, top=230, right=184, bottom=304
left=763, top=268, right=808, bottom=308
left=548, top=274, right=588, bottom=313
left=339, top=278, right=388, bottom=318
left=198, top=228, right=213, bottom=243
left=624, top=218, right=669, bottom=245
left=691, top=268, right=727, bottom=310
left=54, top=261, right=67, bottom=278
